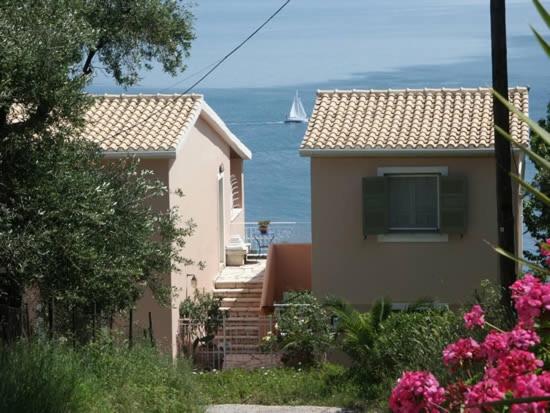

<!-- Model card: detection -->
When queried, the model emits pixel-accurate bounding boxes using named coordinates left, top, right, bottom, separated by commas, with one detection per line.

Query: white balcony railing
left=243, top=221, right=311, bottom=254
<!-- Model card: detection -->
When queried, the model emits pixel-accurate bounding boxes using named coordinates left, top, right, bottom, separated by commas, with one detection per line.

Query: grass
left=195, top=363, right=364, bottom=409
left=0, top=339, right=368, bottom=412
left=0, top=338, right=203, bottom=413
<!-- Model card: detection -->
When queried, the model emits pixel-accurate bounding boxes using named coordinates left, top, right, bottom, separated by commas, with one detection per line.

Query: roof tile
left=300, top=88, right=529, bottom=151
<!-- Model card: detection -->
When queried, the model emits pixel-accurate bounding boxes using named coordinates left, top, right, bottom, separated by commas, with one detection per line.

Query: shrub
left=263, top=291, right=334, bottom=368
left=389, top=274, right=550, bottom=412
left=367, top=310, right=465, bottom=398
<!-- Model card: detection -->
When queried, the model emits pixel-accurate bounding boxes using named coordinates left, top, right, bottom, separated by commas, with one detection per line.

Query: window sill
left=377, top=233, right=449, bottom=243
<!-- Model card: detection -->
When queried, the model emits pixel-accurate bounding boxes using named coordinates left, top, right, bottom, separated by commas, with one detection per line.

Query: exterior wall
left=128, top=159, right=174, bottom=354
left=168, top=115, right=240, bottom=356
left=310, top=156, right=517, bottom=308
left=260, top=244, right=312, bottom=313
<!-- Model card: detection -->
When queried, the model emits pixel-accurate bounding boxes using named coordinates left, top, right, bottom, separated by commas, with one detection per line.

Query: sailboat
left=285, top=91, right=308, bottom=123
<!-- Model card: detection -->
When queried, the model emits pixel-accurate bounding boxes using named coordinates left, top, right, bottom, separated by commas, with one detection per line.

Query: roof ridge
left=91, top=93, right=204, bottom=99
left=316, top=87, right=528, bottom=95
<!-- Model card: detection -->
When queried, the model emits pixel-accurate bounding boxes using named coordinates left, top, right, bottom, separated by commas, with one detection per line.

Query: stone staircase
left=213, top=260, right=270, bottom=353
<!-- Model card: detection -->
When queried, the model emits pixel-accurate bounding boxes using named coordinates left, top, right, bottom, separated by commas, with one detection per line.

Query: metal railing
left=244, top=222, right=311, bottom=253
left=178, top=314, right=275, bottom=370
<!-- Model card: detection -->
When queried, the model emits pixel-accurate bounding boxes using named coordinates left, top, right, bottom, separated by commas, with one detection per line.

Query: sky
left=91, top=0, right=541, bottom=91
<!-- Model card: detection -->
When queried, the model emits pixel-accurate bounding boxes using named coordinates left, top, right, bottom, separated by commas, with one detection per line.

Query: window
left=362, top=167, right=467, bottom=238
left=388, top=175, right=439, bottom=231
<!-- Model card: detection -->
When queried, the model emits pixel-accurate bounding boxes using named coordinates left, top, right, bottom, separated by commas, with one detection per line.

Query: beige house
left=85, top=94, right=251, bottom=355
left=300, top=87, right=529, bottom=310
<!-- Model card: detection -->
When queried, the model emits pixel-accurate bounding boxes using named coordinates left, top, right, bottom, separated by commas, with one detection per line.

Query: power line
left=105, top=0, right=291, bottom=140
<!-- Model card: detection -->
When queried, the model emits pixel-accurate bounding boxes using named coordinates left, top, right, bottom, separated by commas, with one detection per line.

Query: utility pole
left=490, top=0, right=516, bottom=305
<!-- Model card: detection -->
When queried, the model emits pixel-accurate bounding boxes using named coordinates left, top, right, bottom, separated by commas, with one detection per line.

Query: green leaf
left=495, top=125, right=550, bottom=170
left=533, top=0, right=550, bottom=29
left=531, top=26, right=550, bottom=57
left=510, top=173, right=550, bottom=206
left=494, top=90, right=550, bottom=147
left=486, top=240, right=550, bottom=275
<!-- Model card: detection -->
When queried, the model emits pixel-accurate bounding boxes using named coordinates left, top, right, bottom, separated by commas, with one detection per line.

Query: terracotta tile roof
left=300, top=87, right=529, bottom=153
left=84, top=94, right=203, bottom=152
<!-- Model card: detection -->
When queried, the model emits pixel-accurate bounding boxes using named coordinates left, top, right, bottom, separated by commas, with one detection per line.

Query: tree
left=523, top=102, right=550, bottom=266
left=0, top=0, right=196, bottom=327
left=0, top=0, right=195, bottom=138
left=1, top=134, right=196, bottom=314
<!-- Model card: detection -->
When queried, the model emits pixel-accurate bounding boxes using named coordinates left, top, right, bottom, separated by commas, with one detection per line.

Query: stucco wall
left=129, top=159, right=173, bottom=353
left=168, top=115, right=241, bottom=355
left=310, top=156, right=518, bottom=308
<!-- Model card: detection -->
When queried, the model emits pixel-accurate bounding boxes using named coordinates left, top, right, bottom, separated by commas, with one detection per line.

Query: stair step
left=215, top=281, right=264, bottom=289
left=224, top=344, right=260, bottom=350
left=224, top=325, right=260, bottom=331
left=222, top=297, right=260, bottom=303
left=215, top=335, right=260, bottom=340
left=220, top=303, right=260, bottom=310
left=213, top=288, right=262, bottom=294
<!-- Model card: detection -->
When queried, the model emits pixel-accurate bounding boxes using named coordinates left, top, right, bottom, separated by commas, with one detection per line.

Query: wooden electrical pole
left=490, top=0, right=516, bottom=304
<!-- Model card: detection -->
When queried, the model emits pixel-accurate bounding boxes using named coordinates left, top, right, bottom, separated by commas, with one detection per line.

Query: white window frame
left=377, top=166, right=449, bottom=243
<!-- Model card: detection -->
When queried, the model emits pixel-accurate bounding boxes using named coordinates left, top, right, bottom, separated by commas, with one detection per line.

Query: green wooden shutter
left=439, top=176, right=467, bottom=234
left=362, top=177, right=388, bottom=237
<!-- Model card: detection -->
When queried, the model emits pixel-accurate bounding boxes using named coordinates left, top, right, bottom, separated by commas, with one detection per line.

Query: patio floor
left=216, top=258, right=266, bottom=287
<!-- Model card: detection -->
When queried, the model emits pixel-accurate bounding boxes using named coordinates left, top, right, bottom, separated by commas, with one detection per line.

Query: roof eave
left=299, top=148, right=507, bottom=157
left=102, top=150, right=176, bottom=159
left=199, top=101, right=252, bottom=160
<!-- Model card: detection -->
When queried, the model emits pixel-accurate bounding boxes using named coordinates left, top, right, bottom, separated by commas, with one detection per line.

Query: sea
left=90, top=0, right=550, bottom=252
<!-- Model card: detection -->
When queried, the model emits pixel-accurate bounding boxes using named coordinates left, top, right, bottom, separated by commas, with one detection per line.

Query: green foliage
left=0, top=0, right=195, bottom=137
left=196, top=363, right=362, bottom=409
left=0, top=339, right=202, bottom=413
left=0, top=136, right=196, bottom=316
left=0, top=0, right=197, bottom=331
left=263, top=291, right=334, bottom=368
left=370, top=297, right=392, bottom=330
left=179, top=290, right=225, bottom=348
left=366, top=310, right=465, bottom=399
left=326, top=296, right=376, bottom=364
left=523, top=102, right=550, bottom=266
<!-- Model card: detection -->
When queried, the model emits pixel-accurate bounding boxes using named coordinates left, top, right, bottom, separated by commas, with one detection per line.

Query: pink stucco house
left=84, top=94, right=251, bottom=355
left=298, top=87, right=529, bottom=310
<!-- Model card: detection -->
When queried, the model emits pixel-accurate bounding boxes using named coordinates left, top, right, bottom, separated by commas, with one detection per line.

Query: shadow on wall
left=260, top=244, right=312, bottom=314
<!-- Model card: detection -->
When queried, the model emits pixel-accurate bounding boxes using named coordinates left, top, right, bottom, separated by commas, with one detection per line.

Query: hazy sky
left=92, top=0, right=540, bottom=91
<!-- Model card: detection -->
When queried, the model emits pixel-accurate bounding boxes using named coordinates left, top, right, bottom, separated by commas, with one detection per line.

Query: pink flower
left=464, top=305, right=485, bottom=329
left=485, top=350, right=543, bottom=389
left=482, top=331, right=510, bottom=362
left=464, top=379, right=504, bottom=413
left=389, top=371, right=446, bottom=413
left=482, top=328, right=540, bottom=362
left=443, top=338, right=482, bottom=367
left=510, top=374, right=549, bottom=413
left=508, top=328, right=540, bottom=351
left=510, top=274, right=544, bottom=327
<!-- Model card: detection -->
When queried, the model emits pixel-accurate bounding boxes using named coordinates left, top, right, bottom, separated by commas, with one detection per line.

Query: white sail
left=285, top=91, right=308, bottom=123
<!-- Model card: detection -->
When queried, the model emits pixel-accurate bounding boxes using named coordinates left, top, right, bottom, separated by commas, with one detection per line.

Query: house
left=85, top=94, right=251, bottom=356
left=299, top=87, right=529, bottom=310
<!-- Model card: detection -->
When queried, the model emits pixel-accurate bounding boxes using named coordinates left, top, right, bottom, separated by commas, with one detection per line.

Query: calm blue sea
left=90, top=0, right=550, bottom=251
left=198, top=34, right=549, bottom=231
